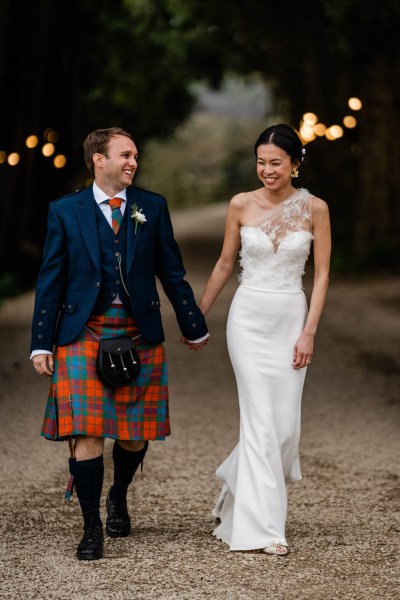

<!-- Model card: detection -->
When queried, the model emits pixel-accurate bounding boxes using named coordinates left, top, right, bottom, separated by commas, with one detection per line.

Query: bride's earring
left=291, top=169, right=299, bottom=179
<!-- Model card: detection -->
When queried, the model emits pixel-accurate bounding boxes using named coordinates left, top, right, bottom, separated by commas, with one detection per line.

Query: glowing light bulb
left=330, top=125, right=344, bottom=139
left=348, top=97, right=362, bottom=111
left=313, top=123, right=326, bottom=137
left=53, top=154, right=67, bottom=168
left=325, top=125, right=343, bottom=140
left=7, top=152, right=20, bottom=166
left=302, top=112, right=318, bottom=126
left=0, top=151, right=6, bottom=164
left=343, top=116, right=357, bottom=128
left=26, top=135, right=39, bottom=148
left=299, top=124, right=316, bottom=142
left=42, top=143, right=55, bottom=157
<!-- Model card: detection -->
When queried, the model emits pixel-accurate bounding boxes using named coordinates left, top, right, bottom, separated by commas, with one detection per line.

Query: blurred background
left=1, top=0, right=400, bottom=301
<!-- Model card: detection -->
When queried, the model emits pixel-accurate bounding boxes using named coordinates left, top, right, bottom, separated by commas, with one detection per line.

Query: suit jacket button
left=188, top=311, right=194, bottom=316
left=115, top=239, right=120, bottom=244
left=183, top=300, right=188, bottom=305
left=38, top=334, right=43, bottom=339
left=96, top=282, right=100, bottom=287
left=192, top=323, right=197, bottom=328
left=41, top=309, right=46, bottom=314
left=111, top=293, right=116, bottom=298
left=68, top=304, right=72, bottom=309
left=38, top=322, right=43, bottom=326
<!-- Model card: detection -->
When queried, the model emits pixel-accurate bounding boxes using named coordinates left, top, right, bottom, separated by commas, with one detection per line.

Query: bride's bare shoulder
left=310, top=195, right=329, bottom=216
left=230, top=190, right=260, bottom=210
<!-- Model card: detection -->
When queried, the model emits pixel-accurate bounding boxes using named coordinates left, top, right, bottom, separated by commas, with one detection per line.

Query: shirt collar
left=92, top=181, right=127, bottom=205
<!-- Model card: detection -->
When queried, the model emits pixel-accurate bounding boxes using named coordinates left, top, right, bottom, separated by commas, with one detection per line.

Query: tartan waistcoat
left=92, top=204, right=130, bottom=314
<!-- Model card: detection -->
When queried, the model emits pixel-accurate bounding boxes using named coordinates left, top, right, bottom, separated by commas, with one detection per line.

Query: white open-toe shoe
left=263, top=542, right=289, bottom=556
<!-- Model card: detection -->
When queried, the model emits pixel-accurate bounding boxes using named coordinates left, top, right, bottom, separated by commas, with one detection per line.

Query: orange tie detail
left=108, top=197, right=123, bottom=234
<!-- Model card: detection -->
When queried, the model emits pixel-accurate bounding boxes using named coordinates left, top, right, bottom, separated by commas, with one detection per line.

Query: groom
left=31, top=127, right=209, bottom=560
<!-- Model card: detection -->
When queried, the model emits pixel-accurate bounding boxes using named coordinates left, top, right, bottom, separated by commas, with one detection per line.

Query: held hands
left=180, top=336, right=210, bottom=351
left=32, top=354, right=54, bottom=376
left=293, top=333, right=314, bottom=369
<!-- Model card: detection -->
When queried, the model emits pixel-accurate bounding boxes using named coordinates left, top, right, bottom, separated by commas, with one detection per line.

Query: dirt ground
left=0, top=203, right=399, bottom=600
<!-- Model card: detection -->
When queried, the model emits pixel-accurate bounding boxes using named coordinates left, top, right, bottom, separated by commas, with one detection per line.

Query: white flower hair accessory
left=131, top=204, right=147, bottom=234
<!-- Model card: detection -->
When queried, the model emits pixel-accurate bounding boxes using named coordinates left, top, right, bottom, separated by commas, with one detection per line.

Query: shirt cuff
left=187, top=333, right=210, bottom=344
left=30, top=350, right=52, bottom=359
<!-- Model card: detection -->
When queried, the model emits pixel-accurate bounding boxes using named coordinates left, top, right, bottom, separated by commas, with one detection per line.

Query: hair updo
left=254, top=124, right=304, bottom=165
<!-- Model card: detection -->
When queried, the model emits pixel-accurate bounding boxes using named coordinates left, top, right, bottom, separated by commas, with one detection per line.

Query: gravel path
left=0, top=203, right=399, bottom=599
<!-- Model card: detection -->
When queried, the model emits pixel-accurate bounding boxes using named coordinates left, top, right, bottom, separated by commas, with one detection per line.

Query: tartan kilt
left=41, top=305, right=170, bottom=441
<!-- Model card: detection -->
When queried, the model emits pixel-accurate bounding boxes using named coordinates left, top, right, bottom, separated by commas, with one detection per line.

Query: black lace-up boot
left=69, top=455, right=104, bottom=560
left=106, top=441, right=148, bottom=537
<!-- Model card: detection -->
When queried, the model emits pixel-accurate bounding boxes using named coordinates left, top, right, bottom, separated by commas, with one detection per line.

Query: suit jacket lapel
left=126, top=187, right=145, bottom=272
left=77, top=187, right=101, bottom=271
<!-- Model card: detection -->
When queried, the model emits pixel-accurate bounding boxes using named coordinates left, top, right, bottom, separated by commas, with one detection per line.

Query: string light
left=325, top=125, right=343, bottom=140
left=7, top=152, right=20, bottom=166
left=299, top=123, right=316, bottom=142
left=26, top=135, right=39, bottom=149
left=343, top=116, right=357, bottom=128
left=299, top=96, right=362, bottom=145
left=2, top=128, right=68, bottom=169
left=313, top=123, right=326, bottom=137
left=348, top=97, right=362, bottom=110
left=53, top=154, right=67, bottom=168
left=302, top=112, right=318, bottom=126
left=44, top=127, right=59, bottom=142
left=47, top=129, right=59, bottom=143
left=42, top=143, right=55, bottom=157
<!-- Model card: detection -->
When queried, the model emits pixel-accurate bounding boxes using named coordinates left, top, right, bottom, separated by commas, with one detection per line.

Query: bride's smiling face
left=256, top=144, right=298, bottom=192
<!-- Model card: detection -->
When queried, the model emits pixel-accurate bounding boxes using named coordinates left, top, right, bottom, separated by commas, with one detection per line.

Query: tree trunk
left=355, top=56, right=400, bottom=265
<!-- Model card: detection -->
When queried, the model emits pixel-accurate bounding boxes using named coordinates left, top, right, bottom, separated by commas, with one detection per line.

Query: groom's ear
left=93, top=153, right=104, bottom=170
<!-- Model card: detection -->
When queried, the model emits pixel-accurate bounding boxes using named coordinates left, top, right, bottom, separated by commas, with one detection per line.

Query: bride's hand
left=293, top=333, right=314, bottom=369
left=180, top=336, right=210, bottom=351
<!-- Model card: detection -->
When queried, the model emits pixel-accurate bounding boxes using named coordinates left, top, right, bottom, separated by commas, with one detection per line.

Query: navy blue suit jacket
left=31, top=185, right=208, bottom=351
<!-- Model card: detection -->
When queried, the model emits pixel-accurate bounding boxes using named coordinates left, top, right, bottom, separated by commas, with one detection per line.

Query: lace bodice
left=238, top=188, right=313, bottom=291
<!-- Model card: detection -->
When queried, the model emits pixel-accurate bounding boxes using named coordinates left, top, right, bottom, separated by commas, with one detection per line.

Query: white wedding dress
left=213, top=188, right=313, bottom=550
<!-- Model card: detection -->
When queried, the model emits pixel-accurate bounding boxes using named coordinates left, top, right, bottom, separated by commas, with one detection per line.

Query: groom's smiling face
left=94, top=135, right=139, bottom=194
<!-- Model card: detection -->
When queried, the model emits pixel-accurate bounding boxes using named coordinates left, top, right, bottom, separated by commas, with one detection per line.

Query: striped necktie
left=108, top=197, right=123, bottom=234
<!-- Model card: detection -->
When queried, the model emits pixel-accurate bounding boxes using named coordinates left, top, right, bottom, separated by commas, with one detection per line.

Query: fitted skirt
left=213, top=285, right=308, bottom=550
left=41, top=305, right=170, bottom=441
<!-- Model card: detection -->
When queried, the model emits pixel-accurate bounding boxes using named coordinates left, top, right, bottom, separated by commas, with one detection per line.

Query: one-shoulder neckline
left=241, top=188, right=309, bottom=230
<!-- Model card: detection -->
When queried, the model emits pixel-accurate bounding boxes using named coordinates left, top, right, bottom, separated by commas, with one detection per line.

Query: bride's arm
left=199, top=197, right=242, bottom=316
left=293, top=197, right=331, bottom=369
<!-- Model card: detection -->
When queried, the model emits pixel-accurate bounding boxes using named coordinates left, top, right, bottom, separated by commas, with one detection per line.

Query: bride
left=197, top=124, right=331, bottom=556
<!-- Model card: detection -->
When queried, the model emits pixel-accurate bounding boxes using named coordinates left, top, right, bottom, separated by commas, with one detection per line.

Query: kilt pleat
left=41, top=305, right=170, bottom=441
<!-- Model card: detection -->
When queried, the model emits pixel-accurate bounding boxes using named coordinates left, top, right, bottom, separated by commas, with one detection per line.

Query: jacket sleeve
left=154, top=197, right=208, bottom=340
left=30, top=203, right=67, bottom=352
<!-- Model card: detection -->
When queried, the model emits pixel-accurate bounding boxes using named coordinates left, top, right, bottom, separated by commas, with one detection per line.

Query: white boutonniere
left=131, top=204, right=147, bottom=234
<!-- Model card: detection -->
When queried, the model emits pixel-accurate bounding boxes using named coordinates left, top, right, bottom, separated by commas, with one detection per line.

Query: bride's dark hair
left=254, top=124, right=303, bottom=165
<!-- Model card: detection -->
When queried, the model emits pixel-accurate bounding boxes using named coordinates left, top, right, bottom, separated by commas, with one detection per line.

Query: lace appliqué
left=256, top=189, right=311, bottom=251
left=238, top=189, right=313, bottom=291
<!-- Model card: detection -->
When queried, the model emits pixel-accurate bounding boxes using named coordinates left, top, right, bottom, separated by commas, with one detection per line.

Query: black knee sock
left=109, top=441, right=148, bottom=502
left=69, top=455, right=104, bottom=529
